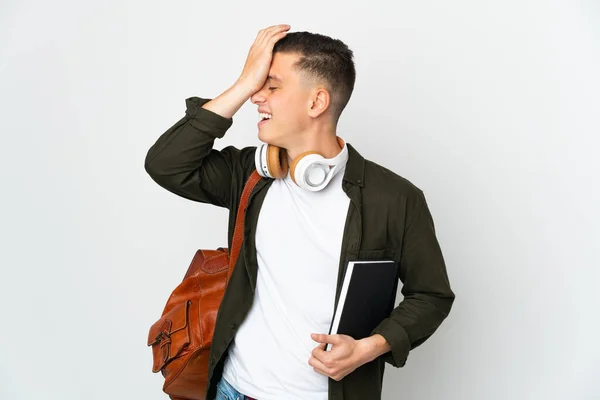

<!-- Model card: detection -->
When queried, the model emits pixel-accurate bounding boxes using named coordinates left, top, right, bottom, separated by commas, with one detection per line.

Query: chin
left=258, top=127, right=281, bottom=146
left=257, top=128, right=268, bottom=143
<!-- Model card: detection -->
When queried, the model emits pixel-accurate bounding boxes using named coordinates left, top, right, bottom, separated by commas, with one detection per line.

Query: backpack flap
left=147, top=300, right=192, bottom=372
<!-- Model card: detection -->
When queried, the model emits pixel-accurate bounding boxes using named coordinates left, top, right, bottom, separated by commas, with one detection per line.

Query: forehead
left=269, top=52, right=302, bottom=82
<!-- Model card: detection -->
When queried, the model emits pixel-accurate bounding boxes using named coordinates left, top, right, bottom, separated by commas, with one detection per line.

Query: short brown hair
left=274, top=31, right=356, bottom=122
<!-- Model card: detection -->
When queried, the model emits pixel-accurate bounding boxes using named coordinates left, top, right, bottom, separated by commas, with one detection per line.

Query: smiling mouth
left=258, top=115, right=272, bottom=126
left=259, top=112, right=272, bottom=122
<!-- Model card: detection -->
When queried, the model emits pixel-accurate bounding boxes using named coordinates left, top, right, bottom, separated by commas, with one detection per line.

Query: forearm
left=144, top=96, right=238, bottom=207
left=145, top=97, right=230, bottom=175
left=146, top=78, right=254, bottom=172
left=370, top=292, right=454, bottom=367
left=370, top=191, right=455, bottom=367
left=201, top=79, right=256, bottom=119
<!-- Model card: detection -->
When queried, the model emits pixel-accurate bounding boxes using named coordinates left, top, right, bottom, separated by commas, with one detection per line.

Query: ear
left=308, top=87, right=331, bottom=119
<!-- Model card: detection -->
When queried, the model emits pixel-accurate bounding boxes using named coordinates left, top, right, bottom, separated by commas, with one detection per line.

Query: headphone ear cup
left=290, top=151, right=321, bottom=185
left=266, top=145, right=288, bottom=179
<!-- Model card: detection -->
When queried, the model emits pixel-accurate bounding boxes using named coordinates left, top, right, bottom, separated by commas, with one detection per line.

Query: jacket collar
left=342, top=143, right=365, bottom=188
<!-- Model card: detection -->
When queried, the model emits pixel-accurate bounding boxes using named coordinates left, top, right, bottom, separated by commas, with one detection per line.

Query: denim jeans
left=216, top=377, right=256, bottom=400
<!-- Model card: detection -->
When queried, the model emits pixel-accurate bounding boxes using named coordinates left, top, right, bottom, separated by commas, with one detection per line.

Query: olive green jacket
left=145, top=96, right=455, bottom=400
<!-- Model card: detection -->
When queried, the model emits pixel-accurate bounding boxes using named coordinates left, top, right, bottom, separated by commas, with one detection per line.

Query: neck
left=285, top=123, right=342, bottom=166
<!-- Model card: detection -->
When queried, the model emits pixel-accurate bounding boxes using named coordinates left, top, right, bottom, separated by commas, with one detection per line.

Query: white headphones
left=254, top=137, right=349, bottom=192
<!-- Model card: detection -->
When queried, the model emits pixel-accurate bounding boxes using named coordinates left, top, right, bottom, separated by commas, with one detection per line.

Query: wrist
left=201, top=80, right=255, bottom=119
left=233, top=77, right=258, bottom=98
left=359, top=334, right=391, bottom=363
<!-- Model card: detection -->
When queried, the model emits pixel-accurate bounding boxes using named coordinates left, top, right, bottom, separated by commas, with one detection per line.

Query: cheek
left=272, top=94, right=307, bottom=126
left=285, top=97, right=307, bottom=120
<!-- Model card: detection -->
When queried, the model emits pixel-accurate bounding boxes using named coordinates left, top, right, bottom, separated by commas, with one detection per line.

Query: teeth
left=259, top=112, right=272, bottom=120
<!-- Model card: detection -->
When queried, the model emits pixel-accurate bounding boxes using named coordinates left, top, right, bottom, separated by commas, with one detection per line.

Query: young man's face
left=251, top=52, right=316, bottom=149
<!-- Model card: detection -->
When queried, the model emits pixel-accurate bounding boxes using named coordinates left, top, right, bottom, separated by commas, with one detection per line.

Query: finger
left=311, top=333, right=327, bottom=343
left=312, top=333, right=339, bottom=345
left=308, top=355, right=331, bottom=377
left=261, top=31, right=288, bottom=54
left=253, top=28, right=269, bottom=46
left=255, top=28, right=265, bottom=41
left=266, top=30, right=289, bottom=47
left=258, top=24, right=290, bottom=46
left=265, top=24, right=291, bottom=35
left=254, top=26, right=276, bottom=46
left=311, top=345, right=327, bottom=362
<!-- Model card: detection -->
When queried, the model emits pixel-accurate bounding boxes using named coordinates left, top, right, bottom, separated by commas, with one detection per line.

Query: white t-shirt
left=222, top=160, right=350, bottom=400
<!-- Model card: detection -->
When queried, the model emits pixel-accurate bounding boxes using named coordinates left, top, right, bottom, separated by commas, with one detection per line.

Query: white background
left=1, top=0, right=599, bottom=399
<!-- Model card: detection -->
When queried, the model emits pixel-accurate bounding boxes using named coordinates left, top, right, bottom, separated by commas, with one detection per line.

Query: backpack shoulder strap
left=227, top=170, right=263, bottom=282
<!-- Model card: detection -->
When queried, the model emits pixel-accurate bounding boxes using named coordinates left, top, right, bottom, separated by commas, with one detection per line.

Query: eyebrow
left=267, top=75, right=283, bottom=82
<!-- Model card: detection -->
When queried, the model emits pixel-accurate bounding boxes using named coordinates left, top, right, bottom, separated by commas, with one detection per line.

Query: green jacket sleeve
left=371, top=191, right=455, bottom=367
left=144, top=96, right=254, bottom=210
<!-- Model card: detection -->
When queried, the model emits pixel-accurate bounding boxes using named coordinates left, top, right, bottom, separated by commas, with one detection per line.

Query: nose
left=251, top=84, right=268, bottom=105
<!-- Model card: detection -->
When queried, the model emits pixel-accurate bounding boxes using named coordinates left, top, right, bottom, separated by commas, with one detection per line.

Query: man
left=145, top=24, right=454, bottom=400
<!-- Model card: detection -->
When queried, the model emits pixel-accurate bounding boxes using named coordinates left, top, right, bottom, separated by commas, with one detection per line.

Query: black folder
left=326, top=260, right=398, bottom=351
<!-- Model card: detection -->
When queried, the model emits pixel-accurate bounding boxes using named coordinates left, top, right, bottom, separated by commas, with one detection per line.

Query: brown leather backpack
left=147, top=170, right=262, bottom=400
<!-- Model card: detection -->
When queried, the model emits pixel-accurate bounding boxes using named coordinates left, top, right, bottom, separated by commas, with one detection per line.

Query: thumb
left=311, top=333, right=328, bottom=343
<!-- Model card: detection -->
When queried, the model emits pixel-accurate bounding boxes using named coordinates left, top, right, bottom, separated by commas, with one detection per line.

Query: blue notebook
left=326, top=259, right=398, bottom=351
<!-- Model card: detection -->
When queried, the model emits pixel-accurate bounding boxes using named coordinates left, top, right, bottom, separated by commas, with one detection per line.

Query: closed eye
left=268, top=87, right=277, bottom=91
